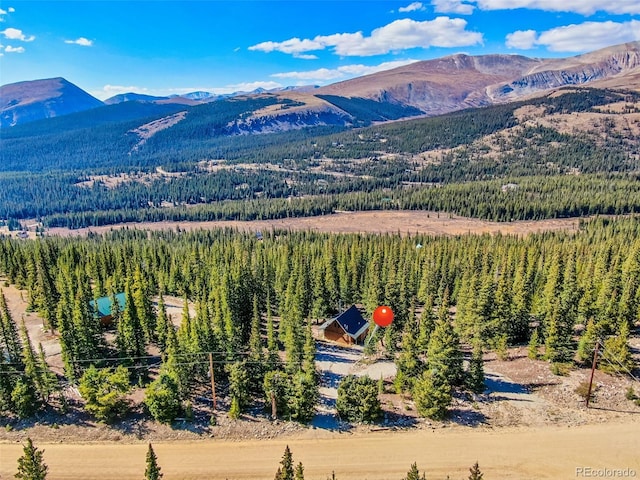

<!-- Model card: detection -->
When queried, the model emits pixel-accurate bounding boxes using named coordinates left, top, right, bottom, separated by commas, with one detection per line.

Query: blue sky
left=1, top=0, right=639, bottom=100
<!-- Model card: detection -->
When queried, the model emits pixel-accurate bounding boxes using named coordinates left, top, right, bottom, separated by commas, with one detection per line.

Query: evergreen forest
left=1, top=215, right=638, bottom=423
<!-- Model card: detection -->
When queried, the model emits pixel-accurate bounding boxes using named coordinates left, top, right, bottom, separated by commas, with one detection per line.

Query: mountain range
left=1, top=41, right=640, bottom=131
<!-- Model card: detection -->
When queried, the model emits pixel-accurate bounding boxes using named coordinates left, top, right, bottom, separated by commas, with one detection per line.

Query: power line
left=595, top=339, right=640, bottom=384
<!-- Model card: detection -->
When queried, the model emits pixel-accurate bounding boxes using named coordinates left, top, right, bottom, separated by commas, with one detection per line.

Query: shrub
left=574, top=381, right=598, bottom=401
left=79, top=365, right=130, bottom=423
left=144, top=370, right=182, bottom=424
left=336, top=375, right=382, bottom=423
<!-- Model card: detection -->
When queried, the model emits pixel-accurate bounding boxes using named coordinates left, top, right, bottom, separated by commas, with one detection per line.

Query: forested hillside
left=1, top=87, right=640, bottom=228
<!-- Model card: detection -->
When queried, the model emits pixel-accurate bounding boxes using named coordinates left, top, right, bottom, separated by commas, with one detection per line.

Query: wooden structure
left=319, top=305, right=370, bottom=345
left=89, top=293, right=126, bottom=326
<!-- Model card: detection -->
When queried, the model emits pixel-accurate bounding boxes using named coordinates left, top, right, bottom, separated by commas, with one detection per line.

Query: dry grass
left=46, top=210, right=584, bottom=238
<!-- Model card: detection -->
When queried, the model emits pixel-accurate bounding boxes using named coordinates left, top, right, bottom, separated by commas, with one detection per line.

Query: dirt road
left=1, top=421, right=638, bottom=480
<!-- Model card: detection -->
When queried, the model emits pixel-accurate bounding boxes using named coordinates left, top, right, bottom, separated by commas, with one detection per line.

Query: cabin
left=319, top=305, right=370, bottom=345
left=89, top=293, right=126, bottom=327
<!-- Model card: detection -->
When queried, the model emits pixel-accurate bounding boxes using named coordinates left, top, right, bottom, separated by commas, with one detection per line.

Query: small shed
left=319, top=305, right=370, bottom=345
left=89, top=293, right=126, bottom=326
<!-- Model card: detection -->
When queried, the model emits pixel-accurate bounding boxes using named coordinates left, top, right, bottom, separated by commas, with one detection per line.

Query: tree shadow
left=448, top=408, right=489, bottom=427
left=1, top=404, right=93, bottom=431
left=484, top=373, right=530, bottom=395
left=311, top=411, right=353, bottom=431
left=315, top=351, right=357, bottom=365
left=318, top=370, right=344, bottom=390
left=588, top=406, right=640, bottom=415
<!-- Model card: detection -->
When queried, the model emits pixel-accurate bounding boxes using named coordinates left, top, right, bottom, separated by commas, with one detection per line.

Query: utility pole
left=209, top=353, right=217, bottom=411
left=270, top=391, right=277, bottom=420
left=586, top=341, right=599, bottom=408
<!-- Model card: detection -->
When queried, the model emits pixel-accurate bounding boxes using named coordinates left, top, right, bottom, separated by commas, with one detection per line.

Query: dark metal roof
left=334, top=305, right=369, bottom=337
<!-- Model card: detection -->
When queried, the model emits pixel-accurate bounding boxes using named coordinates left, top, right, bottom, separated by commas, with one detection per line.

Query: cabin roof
left=89, top=292, right=126, bottom=317
left=319, top=304, right=370, bottom=341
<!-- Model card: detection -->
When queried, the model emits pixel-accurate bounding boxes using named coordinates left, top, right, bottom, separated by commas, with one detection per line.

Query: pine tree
left=72, top=276, right=103, bottom=363
left=32, top=247, right=57, bottom=333
left=20, top=318, right=43, bottom=397
left=133, top=267, right=156, bottom=343
left=468, top=461, right=483, bottom=480
left=276, top=445, right=295, bottom=480
left=116, top=280, right=146, bottom=360
left=509, top=249, right=533, bottom=343
left=144, top=443, right=163, bottom=480
left=301, top=321, right=317, bottom=380
left=544, top=296, right=573, bottom=365
left=416, top=296, right=436, bottom=352
left=467, top=339, right=485, bottom=394
left=600, top=321, right=634, bottom=375
left=247, top=295, right=266, bottom=394
left=403, top=462, right=426, bottom=480
left=155, top=294, right=169, bottom=352
left=265, top=296, right=281, bottom=371
left=11, top=375, right=39, bottom=418
left=78, top=365, right=131, bottom=423
left=144, top=368, right=182, bottom=424
left=527, top=328, right=540, bottom=360
left=226, top=361, right=249, bottom=414
left=0, top=289, right=23, bottom=367
left=37, top=343, right=58, bottom=403
left=294, top=462, right=305, bottom=480
left=288, top=371, right=318, bottom=423
left=576, top=319, right=599, bottom=365
left=413, top=368, right=451, bottom=420
left=15, top=438, right=48, bottom=480
left=426, top=291, right=463, bottom=386
left=395, top=327, right=422, bottom=393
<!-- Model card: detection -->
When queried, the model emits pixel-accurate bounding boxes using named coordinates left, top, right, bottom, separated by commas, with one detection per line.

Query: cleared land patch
left=46, top=210, right=585, bottom=238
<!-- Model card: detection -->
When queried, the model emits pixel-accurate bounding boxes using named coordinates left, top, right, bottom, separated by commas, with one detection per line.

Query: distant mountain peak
left=104, top=92, right=169, bottom=105
left=0, top=77, right=104, bottom=127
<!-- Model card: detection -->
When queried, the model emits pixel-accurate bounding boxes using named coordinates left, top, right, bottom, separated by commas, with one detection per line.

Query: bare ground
left=1, top=422, right=638, bottom=480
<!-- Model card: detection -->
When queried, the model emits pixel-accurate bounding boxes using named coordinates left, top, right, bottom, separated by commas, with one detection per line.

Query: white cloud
left=475, top=0, right=640, bottom=15
left=250, top=17, right=482, bottom=57
left=507, top=20, right=640, bottom=52
left=5, top=45, right=25, bottom=53
left=399, top=2, right=426, bottom=12
left=0, top=7, right=12, bottom=21
left=431, top=0, right=475, bottom=14
left=505, top=30, right=538, bottom=49
left=272, top=59, right=420, bottom=82
left=250, top=37, right=326, bottom=55
left=64, top=37, right=93, bottom=47
left=1, top=27, right=35, bottom=42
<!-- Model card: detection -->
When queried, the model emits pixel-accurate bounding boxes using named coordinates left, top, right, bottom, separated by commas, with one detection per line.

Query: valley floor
left=44, top=210, right=586, bottom=238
